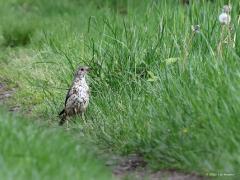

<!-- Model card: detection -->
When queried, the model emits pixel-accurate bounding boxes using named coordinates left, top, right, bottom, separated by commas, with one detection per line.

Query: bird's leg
left=66, top=120, right=69, bottom=130
left=81, top=112, right=86, bottom=124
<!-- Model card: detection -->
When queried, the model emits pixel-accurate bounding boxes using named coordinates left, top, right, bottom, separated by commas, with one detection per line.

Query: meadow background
left=0, top=0, right=240, bottom=179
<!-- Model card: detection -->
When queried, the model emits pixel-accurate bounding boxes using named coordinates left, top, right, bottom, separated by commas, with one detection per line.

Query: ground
left=0, top=0, right=240, bottom=179
left=0, top=82, right=205, bottom=180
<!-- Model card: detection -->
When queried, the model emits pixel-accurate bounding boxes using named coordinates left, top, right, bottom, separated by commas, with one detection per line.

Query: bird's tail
left=59, top=109, right=66, bottom=126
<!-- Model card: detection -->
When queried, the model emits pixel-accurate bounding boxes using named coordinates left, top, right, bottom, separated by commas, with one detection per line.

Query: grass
left=1, top=0, right=240, bottom=178
left=0, top=108, right=112, bottom=180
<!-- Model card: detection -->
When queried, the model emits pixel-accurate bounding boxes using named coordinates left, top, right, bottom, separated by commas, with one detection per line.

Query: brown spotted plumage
left=59, top=66, right=90, bottom=126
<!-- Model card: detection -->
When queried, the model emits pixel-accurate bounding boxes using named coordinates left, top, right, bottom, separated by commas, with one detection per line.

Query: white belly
left=65, top=85, right=89, bottom=114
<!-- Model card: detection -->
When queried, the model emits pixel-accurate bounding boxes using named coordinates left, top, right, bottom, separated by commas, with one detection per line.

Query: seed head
left=222, top=5, right=232, bottom=14
left=191, top=25, right=200, bottom=33
left=219, top=5, right=231, bottom=25
left=219, top=12, right=231, bottom=25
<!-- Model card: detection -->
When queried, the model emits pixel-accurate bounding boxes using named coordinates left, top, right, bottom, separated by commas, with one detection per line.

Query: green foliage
left=2, top=21, right=35, bottom=47
left=0, top=109, right=112, bottom=180
left=0, top=1, right=36, bottom=47
left=0, top=0, right=240, bottom=176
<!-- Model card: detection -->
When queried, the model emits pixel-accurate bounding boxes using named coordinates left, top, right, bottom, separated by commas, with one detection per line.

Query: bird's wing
left=64, top=81, right=79, bottom=106
left=64, top=88, right=71, bottom=106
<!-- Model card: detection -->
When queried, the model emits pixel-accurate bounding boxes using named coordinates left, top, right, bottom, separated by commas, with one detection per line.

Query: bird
left=59, top=66, right=90, bottom=126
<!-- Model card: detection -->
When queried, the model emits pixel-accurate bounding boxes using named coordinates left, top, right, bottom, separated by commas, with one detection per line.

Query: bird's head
left=75, top=66, right=90, bottom=79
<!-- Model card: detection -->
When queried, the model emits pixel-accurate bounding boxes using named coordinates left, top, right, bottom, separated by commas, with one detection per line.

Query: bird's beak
left=87, top=67, right=91, bottom=72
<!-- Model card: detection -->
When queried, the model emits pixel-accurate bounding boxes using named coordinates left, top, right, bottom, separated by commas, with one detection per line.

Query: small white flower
left=219, top=12, right=231, bottom=25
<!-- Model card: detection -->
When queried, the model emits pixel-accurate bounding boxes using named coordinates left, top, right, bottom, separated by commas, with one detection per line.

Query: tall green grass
left=1, top=0, right=240, bottom=176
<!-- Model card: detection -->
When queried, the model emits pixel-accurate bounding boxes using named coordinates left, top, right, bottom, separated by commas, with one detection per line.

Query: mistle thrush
left=59, top=66, right=90, bottom=125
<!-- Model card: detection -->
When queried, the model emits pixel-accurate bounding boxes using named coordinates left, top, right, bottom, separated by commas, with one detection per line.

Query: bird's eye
left=80, top=68, right=84, bottom=71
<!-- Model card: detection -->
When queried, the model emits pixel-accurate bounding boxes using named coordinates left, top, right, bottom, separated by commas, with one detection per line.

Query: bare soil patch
left=106, top=154, right=206, bottom=180
left=0, top=82, right=20, bottom=112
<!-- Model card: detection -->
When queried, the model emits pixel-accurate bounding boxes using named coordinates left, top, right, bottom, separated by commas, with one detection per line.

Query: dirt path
left=107, top=154, right=206, bottom=180
left=0, top=82, right=20, bottom=112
